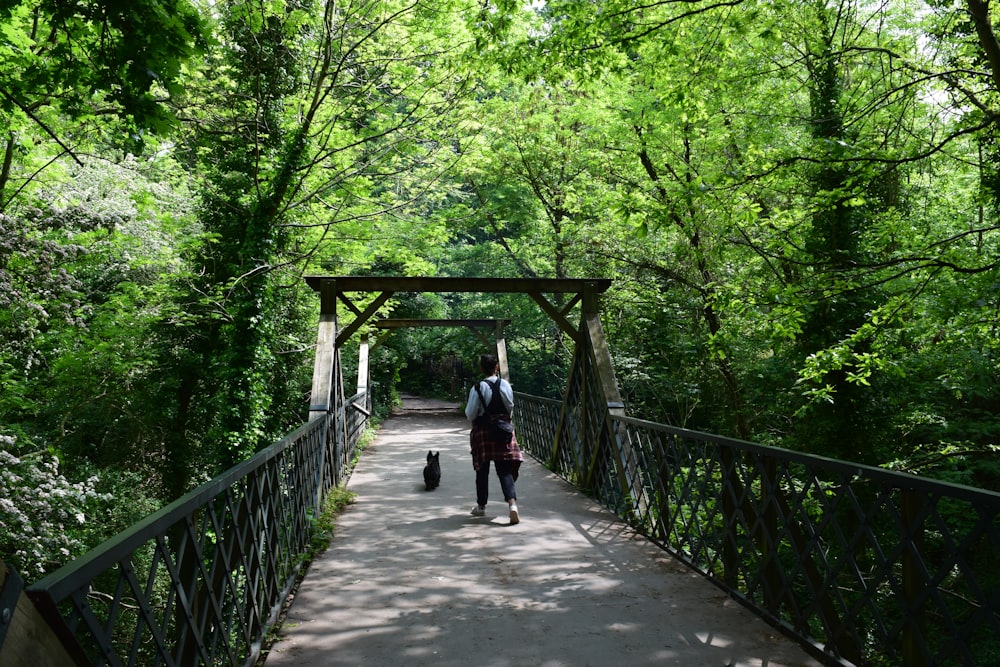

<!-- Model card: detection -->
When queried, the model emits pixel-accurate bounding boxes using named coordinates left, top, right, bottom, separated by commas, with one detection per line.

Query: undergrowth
left=308, top=485, right=357, bottom=556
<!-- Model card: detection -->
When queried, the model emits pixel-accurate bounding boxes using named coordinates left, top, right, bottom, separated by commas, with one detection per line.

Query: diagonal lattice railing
left=23, top=391, right=369, bottom=666
left=515, top=392, right=1000, bottom=667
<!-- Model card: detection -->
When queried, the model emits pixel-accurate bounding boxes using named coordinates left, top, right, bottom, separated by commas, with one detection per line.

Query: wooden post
left=495, top=320, right=510, bottom=382
left=357, top=334, right=370, bottom=414
left=579, top=285, right=634, bottom=511
left=308, top=279, right=338, bottom=510
left=1, top=563, right=82, bottom=666
left=582, top=312, right=624, bottom=413
left=356, top=334, right=369, bottom=396
left=309, top=279, right=338, bottom=422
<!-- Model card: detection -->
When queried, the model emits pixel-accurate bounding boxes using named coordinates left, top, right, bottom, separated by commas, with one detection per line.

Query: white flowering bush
left=0, top=435, right=110, bottom=580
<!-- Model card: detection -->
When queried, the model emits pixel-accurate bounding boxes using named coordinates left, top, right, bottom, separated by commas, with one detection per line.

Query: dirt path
left=263, top=403, right=823, bottom=667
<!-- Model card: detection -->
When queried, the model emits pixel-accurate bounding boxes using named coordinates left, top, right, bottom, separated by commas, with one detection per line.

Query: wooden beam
left=1, top=564, right=83, bottom=667
left=367, top=319, right=511, bottom=351
left=374, top=319, right=511, bottom=329
left=529, top=292, right=582, bottom=344
left=306, top=276, right=611, bottom=295
left=560, top=292, right=582, bottom=317
left=305, top=275, right=612, bottom=351
left=334, top=291, right=394, bottom=348
left=466, top=326, right=493, bottom=349
left=337, top=293, right=363, bottom=317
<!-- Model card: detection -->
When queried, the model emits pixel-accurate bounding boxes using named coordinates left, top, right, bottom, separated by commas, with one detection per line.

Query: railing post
left=173, top=515, right=206, bottom=666
left=760, top=457, right=782, bottom=614
left=720, top=447, right=739, bottom=588
left=902, top=489, right=927, bottom=667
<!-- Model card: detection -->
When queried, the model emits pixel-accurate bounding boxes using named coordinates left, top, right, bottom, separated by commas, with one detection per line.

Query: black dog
left=423, top=450, right=441, bottom=491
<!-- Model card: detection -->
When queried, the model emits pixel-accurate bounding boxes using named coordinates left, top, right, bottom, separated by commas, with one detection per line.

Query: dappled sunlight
left=265, top=409, right=822, bottom=667
left=695, top=631, right=735, bottom=648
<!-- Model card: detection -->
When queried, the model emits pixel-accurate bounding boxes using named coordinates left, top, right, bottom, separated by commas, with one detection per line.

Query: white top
left=465, top=375, right=514, bottom=424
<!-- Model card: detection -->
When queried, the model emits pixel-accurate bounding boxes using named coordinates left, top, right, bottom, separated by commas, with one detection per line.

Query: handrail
left=22, top=391, right=369, bottom=666
left=514, top=391, right=1000, bottom=667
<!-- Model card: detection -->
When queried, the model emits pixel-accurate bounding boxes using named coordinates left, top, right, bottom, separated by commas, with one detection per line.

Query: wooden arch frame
left=304, top=276, right=617, bottom=421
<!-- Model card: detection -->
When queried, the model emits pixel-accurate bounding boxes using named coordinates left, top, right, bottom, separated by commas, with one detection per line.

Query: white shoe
left=470, top=505, right=486, bottom=517
left=509, top=504, right=519, bottom=525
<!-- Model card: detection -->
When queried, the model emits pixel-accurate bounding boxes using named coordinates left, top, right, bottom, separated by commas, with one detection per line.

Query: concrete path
left=263, top=397, right=823, bottom=667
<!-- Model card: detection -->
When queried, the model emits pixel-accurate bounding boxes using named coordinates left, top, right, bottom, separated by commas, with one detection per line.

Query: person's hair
left=479, top=353, right=499, bottom=374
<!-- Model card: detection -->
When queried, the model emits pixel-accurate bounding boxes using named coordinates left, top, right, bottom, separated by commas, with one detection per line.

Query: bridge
left=262, top=396, right=818, bottom=666
left=2, top=277, right=999, bottom=666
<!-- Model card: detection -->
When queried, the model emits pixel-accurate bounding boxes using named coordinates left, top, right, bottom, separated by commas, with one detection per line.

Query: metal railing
left=15, top=385, right=999, bottom=666
left=515, top=391, right=1000, bottom=667
left=23, top=391, right=370, bottom=666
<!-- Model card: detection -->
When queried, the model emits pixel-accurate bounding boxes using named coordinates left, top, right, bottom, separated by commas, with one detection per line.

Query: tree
left=467, top=0, right=1000, bottom=472
left=0, top=0, right=209, bottom=210
left=154, top=0, right=478, bottom=496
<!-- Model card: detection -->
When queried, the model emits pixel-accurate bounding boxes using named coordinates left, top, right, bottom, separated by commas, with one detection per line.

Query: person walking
left=465, top=353, right=524, bottom=525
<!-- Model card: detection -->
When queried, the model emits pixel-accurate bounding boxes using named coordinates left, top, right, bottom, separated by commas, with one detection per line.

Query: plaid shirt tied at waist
left=469, top=419, right=524, bottom=474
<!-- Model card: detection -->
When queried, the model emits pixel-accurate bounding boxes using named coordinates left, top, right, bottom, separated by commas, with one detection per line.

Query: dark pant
left=476, top=459, right=517, bottom=506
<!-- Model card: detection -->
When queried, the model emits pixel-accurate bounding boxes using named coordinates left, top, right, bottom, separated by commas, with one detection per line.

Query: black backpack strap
left=473, top=381, right=487, bottom=414
left=483, top=378, right=509, bottom=418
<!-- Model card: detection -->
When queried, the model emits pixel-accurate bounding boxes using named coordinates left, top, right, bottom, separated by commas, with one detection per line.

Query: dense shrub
left=0, top=435, right=110, bottom=579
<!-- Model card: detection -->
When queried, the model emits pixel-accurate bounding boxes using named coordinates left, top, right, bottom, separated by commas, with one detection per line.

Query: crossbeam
left=305, top=276, right=612, bottom=298
left=306, top=275, right=620, bottom=426
left=306, top=276, right=609, bottom=345
left=373, top=319, right=510, bottom=328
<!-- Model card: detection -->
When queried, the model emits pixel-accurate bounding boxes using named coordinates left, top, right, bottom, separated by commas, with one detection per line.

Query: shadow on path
left=264, top=401, right=822, bottom=667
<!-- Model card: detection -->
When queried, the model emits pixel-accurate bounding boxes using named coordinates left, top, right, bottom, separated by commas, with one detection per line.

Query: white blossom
left=0, top=437, right=111, bottom=579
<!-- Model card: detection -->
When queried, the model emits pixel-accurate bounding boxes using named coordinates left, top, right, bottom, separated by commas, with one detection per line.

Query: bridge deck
left=263, top=397, right=822, bottom=666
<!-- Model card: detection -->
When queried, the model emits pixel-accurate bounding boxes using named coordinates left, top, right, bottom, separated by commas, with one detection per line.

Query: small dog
left=423, top=450, right=441, bottom=491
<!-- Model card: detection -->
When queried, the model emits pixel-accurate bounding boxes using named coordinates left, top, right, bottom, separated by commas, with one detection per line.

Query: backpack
left=474, top=378, right=515, bottom=444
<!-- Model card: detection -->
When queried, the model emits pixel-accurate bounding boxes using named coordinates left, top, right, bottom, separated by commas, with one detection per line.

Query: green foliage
left=455, top=0, right=1000, bottom=480
left=308, top=486, right=358, bottom=557
left=0, top=0, right=209, bottom=136
left=0, top=149, right=204, bottom=508
left=8, top=0, right=1000, bottom=584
